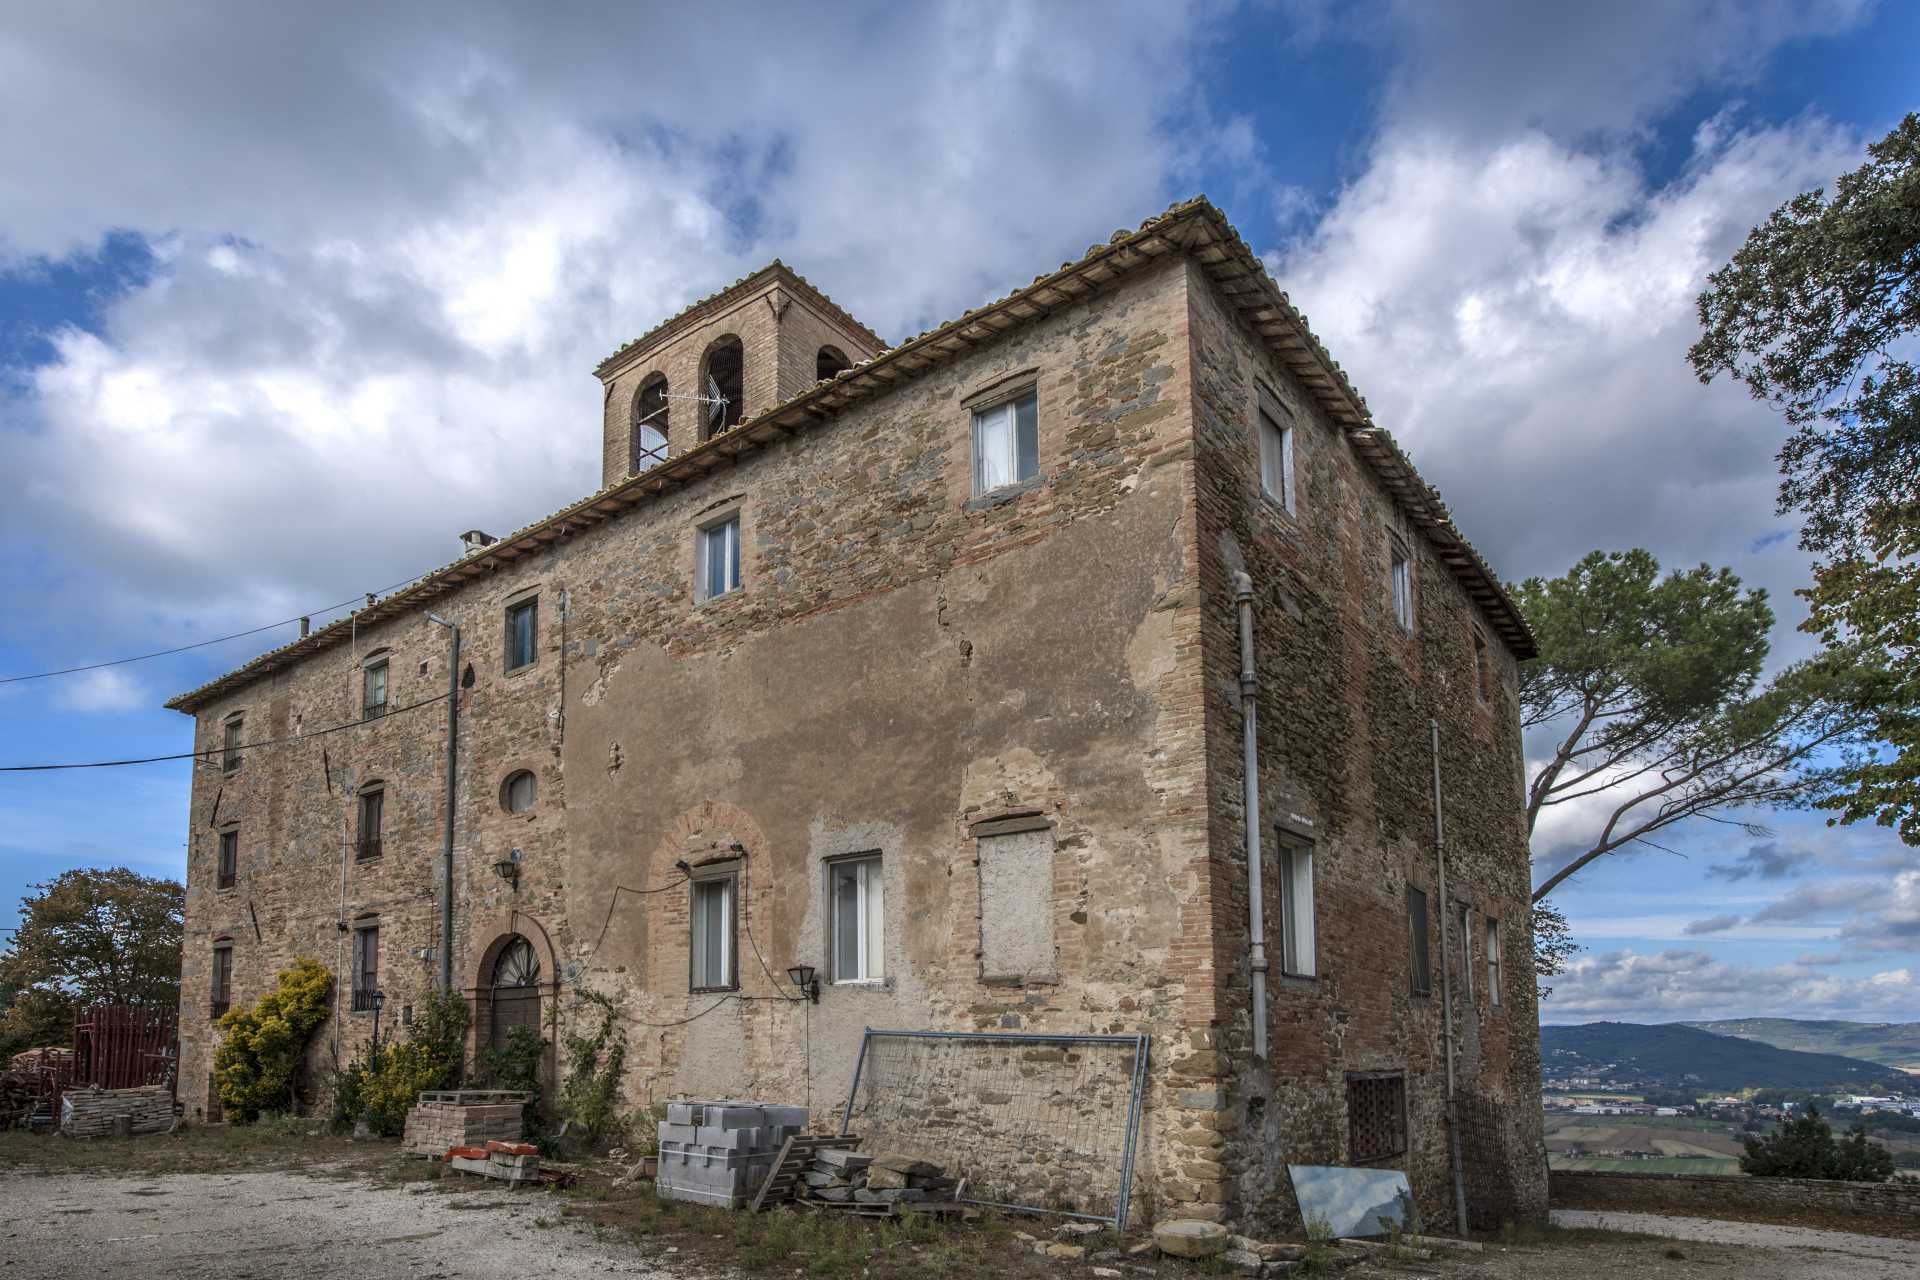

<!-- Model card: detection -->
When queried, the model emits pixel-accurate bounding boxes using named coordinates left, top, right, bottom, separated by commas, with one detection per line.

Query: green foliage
left=212, top=957, right=333, bottom=1122
left=1530, top=900, right=1580, bottom=1001
left=559, top=989, right=627, bottom=1148
left=1740, top=1104, right=1895, bottom=1182
left=1691, top=113, right=1920, bottom=843
left=1515, top=550, right=1877, bottom=901
left=0, top=867, right=184, bottom=1058
left=336, top=990, right=469, bottom=1137
left=479, top=1024, right=544, bottom=1139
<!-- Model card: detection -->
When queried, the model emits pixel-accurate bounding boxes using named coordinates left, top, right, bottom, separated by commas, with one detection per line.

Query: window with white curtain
left=971, top=391, right=1039, bottom=495
left=829, top=854, right=885, bottom=983
left=1390, top=537, right=1413, bottom=631
left=1258, top=407, right=1294, bottom=512
left=1458, top=902, right=1474, bottom=999
left=690, top=867, right=737, bottom=991
left=1278, top=836, right=1316, bottom=978
left=697, top=516, right=742, bottom=602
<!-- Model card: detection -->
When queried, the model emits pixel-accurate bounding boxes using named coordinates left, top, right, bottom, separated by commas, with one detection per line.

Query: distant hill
left=1682, top=1018, right=1920, bottom=1071
left=1541, top=1021, right=1897, bottom=1092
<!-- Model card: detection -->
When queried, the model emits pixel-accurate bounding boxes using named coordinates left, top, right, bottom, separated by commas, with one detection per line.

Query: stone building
left=167, top=197, right=1545, bottom=1231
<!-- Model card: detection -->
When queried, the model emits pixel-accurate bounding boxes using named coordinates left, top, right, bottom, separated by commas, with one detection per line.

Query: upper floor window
left=971, top=391, right=1038, bottom=495
left=503, top=769, right=537, bottom=814
left=829, top=854, right=885, bottom=983
left=1457, top=901, right=1474, bottom=999
left=1258, top=407, right=1295, bottom=513
left=701, top=334, right=744, bottom=437
left=356, top=784, right=384, bottom=861
left=698, top=516, right=742, bottom=602
left=221, top=715, right=244, bottom=775
left=351, top=920, right=379, bottom=1011
left=816, top=345, right=852, bottom=381
left=1407, top=885, right=1432, bottom=995
left=1486, top=916, right=1503, bottom=1007
left=505, top=597, right=538, bottom=671
left=1472, top=625, right=1492, bottom=701
left=217, top=828, right=238, bottom=890
left=633, top=374, right=669, bottom=473
left=1389, top=536, right=1413, bottom=632
left=1277, top=835, right=1316, bottom=979
left=210, top=942, right=233, bottom=1018
left=690, top=864, right=738, bottom=992
left=362, top=657, right=389, bottom=720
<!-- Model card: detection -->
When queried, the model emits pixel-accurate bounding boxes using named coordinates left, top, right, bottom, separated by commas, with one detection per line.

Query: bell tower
left=593, top=263, right=884, bottom=489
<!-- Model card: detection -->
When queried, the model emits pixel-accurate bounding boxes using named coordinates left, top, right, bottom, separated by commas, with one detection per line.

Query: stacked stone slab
left=401, top=1093, right=529, bottom=1157
left=59, top=1085, right=175, bottom=1138
left=655, top=1100, right=807, bottom=1209
left=804, top=1151, right=958, bottom=1206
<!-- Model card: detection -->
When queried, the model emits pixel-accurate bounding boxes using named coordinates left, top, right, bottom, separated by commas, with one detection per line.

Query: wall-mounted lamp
left=493, top=848, right=521, bottom=889
left=370, top=988, right=387, bottom=1047
left=785, top=964, right=820, bottom=1004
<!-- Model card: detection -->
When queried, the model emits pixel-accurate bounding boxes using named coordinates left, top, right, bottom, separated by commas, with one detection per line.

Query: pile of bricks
left=445, top=1139, right=541, bottom=1185
left=401, top=1090, right=529, bottom=1157
left=59, top=1085, right=175, bottom=1138
left=807, top=1152, right=957, bottom=1206
left=655, top=1100, right=807, bottom=1209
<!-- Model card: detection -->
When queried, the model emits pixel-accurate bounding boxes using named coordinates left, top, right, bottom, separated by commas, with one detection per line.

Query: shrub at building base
left=479, top=1023, right=544, bottom=1138
left=212, top=957, right=332, bottom=1122
left=558, top=990, right=626, bottom=1149
left=1741, top=1104, right=1896, bottom=1182
left=334, top=990, right=470, bottom=1137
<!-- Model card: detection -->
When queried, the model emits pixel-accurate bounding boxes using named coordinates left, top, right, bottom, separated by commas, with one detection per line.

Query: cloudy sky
left=1, top=1, right=1914, bottom=1025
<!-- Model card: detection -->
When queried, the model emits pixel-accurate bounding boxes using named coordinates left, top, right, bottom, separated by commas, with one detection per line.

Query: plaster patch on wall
left=978, top=828, right=1057, bottom=982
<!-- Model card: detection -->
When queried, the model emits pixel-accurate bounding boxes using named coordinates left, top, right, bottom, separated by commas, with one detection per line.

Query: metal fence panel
left=839, top=1028, right=1150, bottom=1228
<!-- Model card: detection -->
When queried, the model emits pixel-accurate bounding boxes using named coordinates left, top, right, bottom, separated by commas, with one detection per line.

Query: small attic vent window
left=702, top=335, right=744, bottom=438
left=817, top=345, right=852, bottom=382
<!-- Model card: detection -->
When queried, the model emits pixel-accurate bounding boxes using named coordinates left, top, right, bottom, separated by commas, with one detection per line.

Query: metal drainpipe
left=1235, top=572, right=1269, bottom=1061
left=1431, top=718, right=1470, bottom=1235
left=433, top=619, right=461, bottom=994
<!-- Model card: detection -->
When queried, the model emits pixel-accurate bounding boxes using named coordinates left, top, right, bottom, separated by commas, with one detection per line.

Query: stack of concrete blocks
left=809, top=1153, right=956, bottom=1206
left=401, top=1093, right=528, bottom=1157
left=655, top=1100, right=808, bottom=1208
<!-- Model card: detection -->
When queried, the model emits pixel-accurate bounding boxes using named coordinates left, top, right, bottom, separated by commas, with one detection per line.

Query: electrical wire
left=590, top=879, right=691, bottom=950
left=0, top=690, right=449, bottom=772
left=0, top=571, right=429, bottom=685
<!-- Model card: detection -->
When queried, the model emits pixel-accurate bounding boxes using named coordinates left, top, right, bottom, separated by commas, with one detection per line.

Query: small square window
left=971, top=391, right=1039, bottom=495
left=357, top=788, right=384, bottom=861
left=506, top=599, right=538, bottom=671
left=1389, top=538, right=1413, bottom=632
left=217, top=829, right=238, bottom=890
left=1407, top=885, right=1431, bottom=995
left=1486, top=917, right=1502, bottom=1007
left=222, top=716, right=244, bottom=775
left=362, top=660, right=389, bottom=719
left=829, top=854, right=885, bottom=983
left=1278, top=837, right=1315, bottom=978
left=690, top=867, right=738, bottom=991
left=210, top=944, right=233, bottom=1019
left=1258, top=408, right=1294, bottom=513
left=697, top=516, right=742, bottom=602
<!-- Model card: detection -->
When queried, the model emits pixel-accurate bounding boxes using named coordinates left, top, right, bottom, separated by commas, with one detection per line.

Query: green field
left=1550, top=1155, right=1744, bottom=1176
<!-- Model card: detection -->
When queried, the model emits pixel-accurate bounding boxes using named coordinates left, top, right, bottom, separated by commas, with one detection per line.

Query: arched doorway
left=488, top=934, right=542, bottom=1053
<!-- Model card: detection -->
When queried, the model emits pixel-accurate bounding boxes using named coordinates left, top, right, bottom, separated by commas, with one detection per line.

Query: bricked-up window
left=222, top=714, right=244, bottom=774
left=1472, top=625, right=1492, bottom=702
left=362, top=658, right=389, bottom=719
left=701, top=334, right=744, bottom=436
left=976, top=821, right=1056, bottom=982
left=1277, top=836, right=1316, bottom=978
left=816, top=345, right=852, bottom=382
left=829, top=854, right=884, bottom=983
left=1347, top=1073, right=1408, bottom=1163
left=505, top=597, right=538, bottom=671
left=1486, top=916, right=1502, bottom=1007
left=633, top=373, right=669, bottom=473
left=210, top=941, right=233, bottom=1018
left=1258, top=407, right=1295, bottom=513
left=356, top=785, right=384, bottom=860
left=217, top=828, right=238, bottom=890
left=697, top=515, right=742, bottom=602
left=689, top=863, right=738, bottom=991
left=351, top=921, right=379, bottom=1011
left=1389, top=536, right=1414, bottom=631
left=1408, top=885, right=1432, bottom=995
left=971, top=391, right=1039, bottom=495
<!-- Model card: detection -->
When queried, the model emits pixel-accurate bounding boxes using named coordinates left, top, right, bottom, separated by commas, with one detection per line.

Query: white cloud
left=50, top=667, right=146, bottom=713
left=1548, top=947, right=1920, bottom=1023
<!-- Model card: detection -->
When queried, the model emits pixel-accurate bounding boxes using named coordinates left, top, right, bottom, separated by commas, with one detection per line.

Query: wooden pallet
left=749, top=1133, right=862, bottom=1211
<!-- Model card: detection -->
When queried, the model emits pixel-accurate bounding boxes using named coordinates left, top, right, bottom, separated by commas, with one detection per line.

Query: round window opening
left=503, top=770, right=537, bottom=814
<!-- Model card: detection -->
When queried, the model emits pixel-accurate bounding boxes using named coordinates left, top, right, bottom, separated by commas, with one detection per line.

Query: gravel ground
left=0, top=1165, right=693, bottom=1280
left=1549, top=1209, right=1918, bottom=1280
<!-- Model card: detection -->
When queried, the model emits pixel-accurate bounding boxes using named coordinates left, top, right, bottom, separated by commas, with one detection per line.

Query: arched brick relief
left=640, top=801, right=774, bottom=999
left=465, top=907, right=562, bottom=1061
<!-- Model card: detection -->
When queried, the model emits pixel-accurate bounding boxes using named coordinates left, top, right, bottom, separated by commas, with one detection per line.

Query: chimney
left=460, top=529, right=498, bottom=556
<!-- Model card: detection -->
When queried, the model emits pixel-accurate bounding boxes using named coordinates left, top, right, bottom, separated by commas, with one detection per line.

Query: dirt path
left=0, top=1165, right=694, bottom=1280
left=1549, top=1209, right=1917, bottom=1280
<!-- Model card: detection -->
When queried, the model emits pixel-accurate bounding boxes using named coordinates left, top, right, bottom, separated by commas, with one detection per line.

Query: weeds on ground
left=1300, top=1210, right=1337, bottom=1277
left=1497, top=1221, right=1677, bottom=1248
left=0, top=1114, right=374, bottom=1177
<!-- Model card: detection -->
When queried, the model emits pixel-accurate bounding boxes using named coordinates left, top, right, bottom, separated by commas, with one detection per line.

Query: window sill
left=504, top=661, right=539, bottom=680
left=965, top=475, right=1042, bottom=510
left=690, top=986, right=739, bottom=996
left=215, top=884, right=238, bottom=894
left=694, top=587, right=744, bottom=609
left=831, top=978, right=887, bottom=989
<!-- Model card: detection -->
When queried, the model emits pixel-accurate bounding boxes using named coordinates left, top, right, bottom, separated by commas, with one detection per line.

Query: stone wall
left=1551, top=1168, right=1920, bottom=1224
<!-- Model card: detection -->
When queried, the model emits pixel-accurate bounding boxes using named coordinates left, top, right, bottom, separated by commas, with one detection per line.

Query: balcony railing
left=217, top=871, right=236, bottom=890
left=362, top=700, right=388, bottom=721
left=210, top=999, right=229, bottom=1020
left=350, top=987, right=379, bottom=1013
left=355, top=838, right=383, bottom=862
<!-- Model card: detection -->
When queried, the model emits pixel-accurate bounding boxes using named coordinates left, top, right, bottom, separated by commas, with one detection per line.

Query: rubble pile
left=803, top=1151, right=958, bottom=1206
